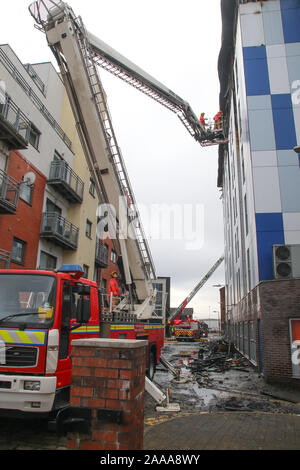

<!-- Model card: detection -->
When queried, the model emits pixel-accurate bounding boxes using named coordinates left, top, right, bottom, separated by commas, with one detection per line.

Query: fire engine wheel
left=147, top=350, right=156, bottom=380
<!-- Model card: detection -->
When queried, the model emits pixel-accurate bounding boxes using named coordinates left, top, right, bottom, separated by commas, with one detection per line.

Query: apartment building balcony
left=0, top=249, right=10, bottom=269
left=0, top=169, right=19, bottom=214
left=95, top=239, right=109, bottom=268
left=47, top=160, right=84, bottom=204
left=40, top=212, right=79, bottom=250
left=0, top=95, right=29, bottom=150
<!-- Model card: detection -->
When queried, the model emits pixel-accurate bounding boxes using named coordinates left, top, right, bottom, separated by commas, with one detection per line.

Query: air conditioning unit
left=273, top=244, right=300, bottom=279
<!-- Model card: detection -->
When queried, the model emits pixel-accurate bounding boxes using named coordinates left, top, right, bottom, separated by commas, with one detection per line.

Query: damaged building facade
left=218, top=0, right=300, bottom=385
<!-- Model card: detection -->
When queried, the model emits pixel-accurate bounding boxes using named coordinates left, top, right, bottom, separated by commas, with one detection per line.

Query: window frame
left=89, top=178, right=95, bottom=197
left=86, top=219, right=92, bottom=239
left=27, top=123, right=41, bottom=150
left=83, top=264, right=89, bottom=279
left=19, top=180, right=34, bottom=205
left=11, top=237, right=26, bottom=265
left=39, top=250, right=57, bottom=270
left=111, top=249, right=117, bottom=264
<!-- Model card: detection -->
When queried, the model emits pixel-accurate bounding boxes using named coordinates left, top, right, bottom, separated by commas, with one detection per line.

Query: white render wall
left=0, top=45, right=74, bottom=176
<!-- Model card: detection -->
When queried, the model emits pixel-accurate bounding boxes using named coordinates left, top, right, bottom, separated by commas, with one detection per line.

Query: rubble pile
left=148, top=339, right=300, bottom=417
left=187, top=340, right=251, bottom=388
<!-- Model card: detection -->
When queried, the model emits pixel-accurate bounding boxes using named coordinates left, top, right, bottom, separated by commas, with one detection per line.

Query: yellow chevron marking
left=33, top=331, right=46, bottom=344
left=0, top=330, right=14, bottom=344
left=15, top=331, right=33, bottom=344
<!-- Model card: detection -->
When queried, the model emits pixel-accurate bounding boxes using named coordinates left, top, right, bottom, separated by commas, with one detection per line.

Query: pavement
left=143, top=409, right=300, bottom=450
left=142, top=339, right=300, bottom=451
left=142, top=337, right=300, bottom=451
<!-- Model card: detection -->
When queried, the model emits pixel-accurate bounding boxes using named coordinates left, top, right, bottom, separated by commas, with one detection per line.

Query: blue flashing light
left=58, top=264, right=84, bottom=279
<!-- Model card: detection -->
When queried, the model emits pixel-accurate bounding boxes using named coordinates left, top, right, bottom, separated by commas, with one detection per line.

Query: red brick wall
left=100, top=238, right=120, bottom=288
left=229, top=279, right=300, bottom=387
left=259, top=280, right=300, bottom=386
left=68, top=338, right=147, bottom=450
left=0, top=150, right=46, bottom=269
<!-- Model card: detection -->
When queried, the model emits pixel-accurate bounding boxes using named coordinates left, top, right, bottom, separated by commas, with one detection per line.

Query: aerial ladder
left=29, top=1, right=227, bottom=148
left=166, top=255, right=224, bottom=344
left=168, top=255, right=224, bottom=325
left=28, top=0, right=227, bottom=315
left=28, top=1, right=225, bottom=405
left=30, top=0, right=159, bottom=321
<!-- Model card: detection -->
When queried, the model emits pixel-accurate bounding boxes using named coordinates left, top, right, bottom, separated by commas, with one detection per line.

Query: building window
left=104, top=244, right=109, bottom=258
left=111, top=250, right=117, bottom=264
left=39, top=251, right=57, bottom=270
left=12, top=238, right=26, bottom=264
left=20, top=181, right=34, bottom=205
left=86, top=220, right=92, bottom=239
left=27, top=124, right=41, bottom=150
left=83, top=264, right=89, bottom=279
left=89, top=179, right=95, bottom=197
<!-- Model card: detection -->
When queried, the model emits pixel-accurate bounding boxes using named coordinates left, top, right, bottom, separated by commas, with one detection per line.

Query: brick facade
left=0, top=150, right=46, bottom=269
left=230, top=279, right=300, bottom=387
left=67, top=338, right=147, bottom=450
left=99, top=237, right=120, bottom=288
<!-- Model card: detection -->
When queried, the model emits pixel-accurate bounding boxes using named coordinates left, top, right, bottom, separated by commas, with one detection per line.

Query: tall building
left=0, top=44, right=76, bottom=271
left=0, top=44, right=119, bottom=286
left=218, top=0, right=300, bottom=385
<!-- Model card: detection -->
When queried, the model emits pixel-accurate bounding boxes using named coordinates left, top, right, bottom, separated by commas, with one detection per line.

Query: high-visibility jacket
left=200, top=115, right=206, bottom=125
left=214, top=112, right=222, bottom=122
left=108, top=278, right=119, bottom=297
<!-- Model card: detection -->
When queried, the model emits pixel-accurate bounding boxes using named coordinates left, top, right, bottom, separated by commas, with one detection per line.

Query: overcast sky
left=1, top=0, right=225, bottom=320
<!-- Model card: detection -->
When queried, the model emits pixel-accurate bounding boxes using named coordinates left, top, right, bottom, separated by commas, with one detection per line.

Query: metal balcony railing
left=40, top=212, right=79, bottom=250
left=0, top=249, right=10, bottom=269
left=0, top=48, right=72, bottom=150
left=48, top=160, right=84, bottom=203
left=24, top=63, right=46, bottom=95
left=0, top=169, right=19, bottom=214
left=95, top=239, right=109, bottom=268
left=0, top=94, right=30, bottom=150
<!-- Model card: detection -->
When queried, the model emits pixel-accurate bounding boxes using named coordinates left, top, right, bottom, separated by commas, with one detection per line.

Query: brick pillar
left=67, top=338, right=147, bottom=450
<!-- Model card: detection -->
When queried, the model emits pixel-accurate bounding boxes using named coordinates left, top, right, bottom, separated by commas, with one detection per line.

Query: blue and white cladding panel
left=241, top=0, right=300, bottom=282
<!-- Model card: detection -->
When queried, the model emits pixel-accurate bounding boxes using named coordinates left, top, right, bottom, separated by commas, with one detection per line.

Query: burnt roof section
left=217, top=0, right=238, bottom=188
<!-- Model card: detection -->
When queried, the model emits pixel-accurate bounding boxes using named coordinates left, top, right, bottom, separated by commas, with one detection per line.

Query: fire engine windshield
left=0, top=274, right=56, bottom=328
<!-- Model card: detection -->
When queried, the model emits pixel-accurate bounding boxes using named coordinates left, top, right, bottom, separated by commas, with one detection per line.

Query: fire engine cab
left=0, top=265, right=164, bottom=416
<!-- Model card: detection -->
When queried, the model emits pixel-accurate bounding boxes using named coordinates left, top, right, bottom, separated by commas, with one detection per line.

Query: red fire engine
left=0, top=265, right=164, bottom=416
left=173, top=318, right=208, bottom=341
left=0, top=1, right=228, bottom=417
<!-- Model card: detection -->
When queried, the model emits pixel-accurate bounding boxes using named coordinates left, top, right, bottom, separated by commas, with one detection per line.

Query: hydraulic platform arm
left=29, top=0, right=158, bottom=318
left=168, top=255, right=224, bottom=324
left=29, top=1, right=227, bottom=147
left=28, top=0, right=225, bottom=319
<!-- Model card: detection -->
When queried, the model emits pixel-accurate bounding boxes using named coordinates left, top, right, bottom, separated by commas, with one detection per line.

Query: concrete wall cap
left=71, top=338, right=148, bottom=349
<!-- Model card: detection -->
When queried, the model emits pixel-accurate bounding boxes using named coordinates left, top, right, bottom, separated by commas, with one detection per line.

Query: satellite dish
left=23, top=171, right=36, bottom=185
